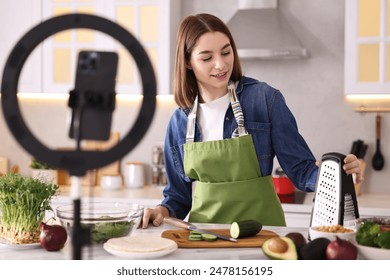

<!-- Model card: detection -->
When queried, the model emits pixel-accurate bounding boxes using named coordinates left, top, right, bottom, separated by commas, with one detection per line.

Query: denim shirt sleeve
left=238, top=77, right=318, bottom=192
left=160, top=108, right=194, bottom=219
left=268, top=90, right=318, bottom=192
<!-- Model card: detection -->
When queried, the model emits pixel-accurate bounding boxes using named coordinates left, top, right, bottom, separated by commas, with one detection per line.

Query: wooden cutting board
left=161, top=229, right=278, bottom=248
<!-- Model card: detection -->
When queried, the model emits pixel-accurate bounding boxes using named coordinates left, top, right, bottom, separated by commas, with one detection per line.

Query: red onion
left=40, top=222, right=68, bottom=251
left=326, top=236, right=358, bottom=260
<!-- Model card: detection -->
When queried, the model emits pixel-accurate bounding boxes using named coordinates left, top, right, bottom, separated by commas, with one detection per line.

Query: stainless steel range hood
left=226, top=0, right=308, bottom=59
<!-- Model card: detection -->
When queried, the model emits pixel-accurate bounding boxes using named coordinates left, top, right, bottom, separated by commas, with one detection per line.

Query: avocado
left=285, top=232, right=307, bottom=250
left=285, top=232, right=307, bottom=259
left=262, top=237, right=298, bottom=260
left=299, top=237, right=330, bottom=260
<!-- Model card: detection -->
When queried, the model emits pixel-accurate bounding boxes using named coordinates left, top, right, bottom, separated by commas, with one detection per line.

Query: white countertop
left=55, top=185, right=390, bottom=217
left=1, top=185, right=389, bottom=260
left=0, top=223, right=306, bottom=260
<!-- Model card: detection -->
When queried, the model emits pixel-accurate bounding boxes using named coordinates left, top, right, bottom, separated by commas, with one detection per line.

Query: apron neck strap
left=185, top=81, right=248, bottom=143
left=186, top=95, right=198, bottom=143
left=228, top=81, right=248, bottom=138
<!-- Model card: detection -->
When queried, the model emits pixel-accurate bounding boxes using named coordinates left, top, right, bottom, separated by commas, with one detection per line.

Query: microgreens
left=0, top=172, right=59, bottom=243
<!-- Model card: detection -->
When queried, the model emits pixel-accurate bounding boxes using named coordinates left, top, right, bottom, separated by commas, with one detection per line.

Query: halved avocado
left=262, top=237, right=298, bottom=260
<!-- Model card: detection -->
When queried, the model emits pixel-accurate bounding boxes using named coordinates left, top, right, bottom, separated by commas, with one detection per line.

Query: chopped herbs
left=87, top=219, right=134, bottom=243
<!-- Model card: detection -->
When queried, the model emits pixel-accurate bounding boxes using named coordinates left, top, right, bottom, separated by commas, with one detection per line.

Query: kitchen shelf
left=354, top=106, right=390, bottom=113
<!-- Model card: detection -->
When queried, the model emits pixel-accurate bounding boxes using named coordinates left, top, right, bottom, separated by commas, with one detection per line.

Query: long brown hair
left=173, top=13, right=243, bottom=109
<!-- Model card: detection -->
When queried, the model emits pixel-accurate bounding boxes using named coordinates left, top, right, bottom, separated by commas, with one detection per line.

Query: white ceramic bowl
left=353, top=241, right=390, bottom=260
left=100, top=175, right=122, bottom=191
left=309, top=226, right=356, bottom=241
left=354, top=216, right=390, bottom=259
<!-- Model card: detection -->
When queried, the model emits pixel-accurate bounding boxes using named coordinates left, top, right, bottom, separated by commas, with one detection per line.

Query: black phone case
left=69, top=51, right=118, bottom=141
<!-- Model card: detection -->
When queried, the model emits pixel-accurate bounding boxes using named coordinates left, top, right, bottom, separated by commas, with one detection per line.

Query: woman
left=142, top=13, right=363, bottom=227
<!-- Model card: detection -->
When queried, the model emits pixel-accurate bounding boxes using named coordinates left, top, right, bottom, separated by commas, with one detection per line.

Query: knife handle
left=163, top=217, right=192, bottom=229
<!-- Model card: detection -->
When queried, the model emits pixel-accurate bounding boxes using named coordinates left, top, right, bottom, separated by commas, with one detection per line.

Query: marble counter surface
left=1, top=185, right=388, bottom=260
left=0, top=223, right=305, bottom=260
left=55, top=185, right=390, bottom=217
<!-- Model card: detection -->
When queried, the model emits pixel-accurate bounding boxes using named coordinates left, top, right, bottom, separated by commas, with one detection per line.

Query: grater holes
left=314, top=210, right=335, bottom=225
left=311, top=159, right=342, bottom=227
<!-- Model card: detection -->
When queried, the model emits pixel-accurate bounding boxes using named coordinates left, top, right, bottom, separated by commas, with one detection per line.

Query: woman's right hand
left=141, top=205, right=170, bottom=228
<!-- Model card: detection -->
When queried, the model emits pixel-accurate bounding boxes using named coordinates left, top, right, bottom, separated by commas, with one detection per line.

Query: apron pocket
left=190, top=176, right=286, bottom=226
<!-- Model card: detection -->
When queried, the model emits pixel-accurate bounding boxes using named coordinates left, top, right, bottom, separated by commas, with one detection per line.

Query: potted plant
left=0, top=172, right=59, bottom=244
left=30, top=158, right=57, bottom=184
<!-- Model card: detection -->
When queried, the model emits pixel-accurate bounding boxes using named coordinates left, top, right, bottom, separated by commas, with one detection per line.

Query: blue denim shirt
left=161, top=76, right=318, bottom=219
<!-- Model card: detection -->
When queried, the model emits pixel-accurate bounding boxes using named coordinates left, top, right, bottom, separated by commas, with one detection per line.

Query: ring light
left=1, top=14, right=156, bottom=176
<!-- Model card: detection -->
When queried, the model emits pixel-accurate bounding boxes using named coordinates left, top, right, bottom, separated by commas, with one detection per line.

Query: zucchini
left=230, top=220, right=263, bottom=239
left=188, top=235, right=203, bottom=241
left=188, top=231, right=203, bottom=241
left=201, top=233, right=217, bottom=241
left=188, top=232, right=217, bottom=241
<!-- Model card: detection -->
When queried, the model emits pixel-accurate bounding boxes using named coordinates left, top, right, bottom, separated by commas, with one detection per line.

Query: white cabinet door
left=41, top=0, right=179, bottom=95
left=0, top=0, right=42, bottom=92
left=41, top=0, right=108, bottom=94
left=345, top=0, right=390, bottom=95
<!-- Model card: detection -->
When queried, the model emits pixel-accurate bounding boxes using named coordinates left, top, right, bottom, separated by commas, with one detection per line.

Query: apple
left=40, top=222, right=68, bottom=251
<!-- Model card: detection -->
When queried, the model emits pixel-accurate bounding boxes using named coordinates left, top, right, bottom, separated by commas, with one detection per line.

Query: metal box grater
left=309, top=152, right=359, bottom=229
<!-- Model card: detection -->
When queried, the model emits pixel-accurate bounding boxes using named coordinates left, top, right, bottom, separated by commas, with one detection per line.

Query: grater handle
left=321, top=152, right=345, bottom=165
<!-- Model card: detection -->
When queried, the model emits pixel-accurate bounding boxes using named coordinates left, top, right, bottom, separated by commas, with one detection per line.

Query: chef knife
left=163, top=217, right=237, bottom=242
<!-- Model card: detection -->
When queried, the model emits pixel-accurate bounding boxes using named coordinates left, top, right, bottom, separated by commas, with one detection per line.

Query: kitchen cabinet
left=345, top=0, right=390, bottom=95
left=0, top=0, right=42, bottom=92
left=0, top=0, right=180, bottom=95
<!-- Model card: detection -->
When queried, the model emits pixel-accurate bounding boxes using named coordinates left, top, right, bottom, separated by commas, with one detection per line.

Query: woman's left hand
left=343, top=154, right=364, bottom=184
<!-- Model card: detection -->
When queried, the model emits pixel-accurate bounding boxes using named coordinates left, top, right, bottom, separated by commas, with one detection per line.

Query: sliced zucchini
left=201, top=233, right=217, bottom=241
left=188, top=235, right=203, bottom=241
left=230, top=220, right=263, bottom=239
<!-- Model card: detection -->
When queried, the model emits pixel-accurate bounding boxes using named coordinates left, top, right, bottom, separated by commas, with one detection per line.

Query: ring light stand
left=1, top=14, right=156, bottom=259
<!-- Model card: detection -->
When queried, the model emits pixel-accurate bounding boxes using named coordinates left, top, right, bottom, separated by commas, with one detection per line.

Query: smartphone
left=68, top=51, right=118, bottom=141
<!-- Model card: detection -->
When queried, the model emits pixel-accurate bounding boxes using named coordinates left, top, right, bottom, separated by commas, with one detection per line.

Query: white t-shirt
left=197, top=93, right=230, bottom=141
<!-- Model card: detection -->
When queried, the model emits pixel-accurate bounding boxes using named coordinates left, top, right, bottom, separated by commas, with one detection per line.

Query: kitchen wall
left=0, top=0, right=389, bottom=194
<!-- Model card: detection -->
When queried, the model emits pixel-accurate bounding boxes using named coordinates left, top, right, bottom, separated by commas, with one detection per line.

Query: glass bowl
left=56, top=202, right=143, bottom=244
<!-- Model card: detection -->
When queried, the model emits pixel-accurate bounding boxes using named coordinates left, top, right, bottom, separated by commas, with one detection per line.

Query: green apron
left=184, top=81, right=286, bottom=226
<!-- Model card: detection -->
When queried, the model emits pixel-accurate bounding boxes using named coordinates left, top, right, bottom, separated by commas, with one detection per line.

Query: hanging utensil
left=372, top=114, right=385, bottom=170
left=350, top=139, right=363, bottom=157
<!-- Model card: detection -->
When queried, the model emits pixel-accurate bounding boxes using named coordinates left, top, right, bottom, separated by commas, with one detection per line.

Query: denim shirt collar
left=182, top=76, right=254, bottom=116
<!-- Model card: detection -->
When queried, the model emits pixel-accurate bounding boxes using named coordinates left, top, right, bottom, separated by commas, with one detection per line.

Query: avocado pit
left=262, top=236, right=298, bottom=260
left=268, top=237, right=288, bottom=253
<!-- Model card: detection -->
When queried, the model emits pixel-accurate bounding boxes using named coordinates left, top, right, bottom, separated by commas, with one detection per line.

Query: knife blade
left=163, top=217, right=237, bottom=242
